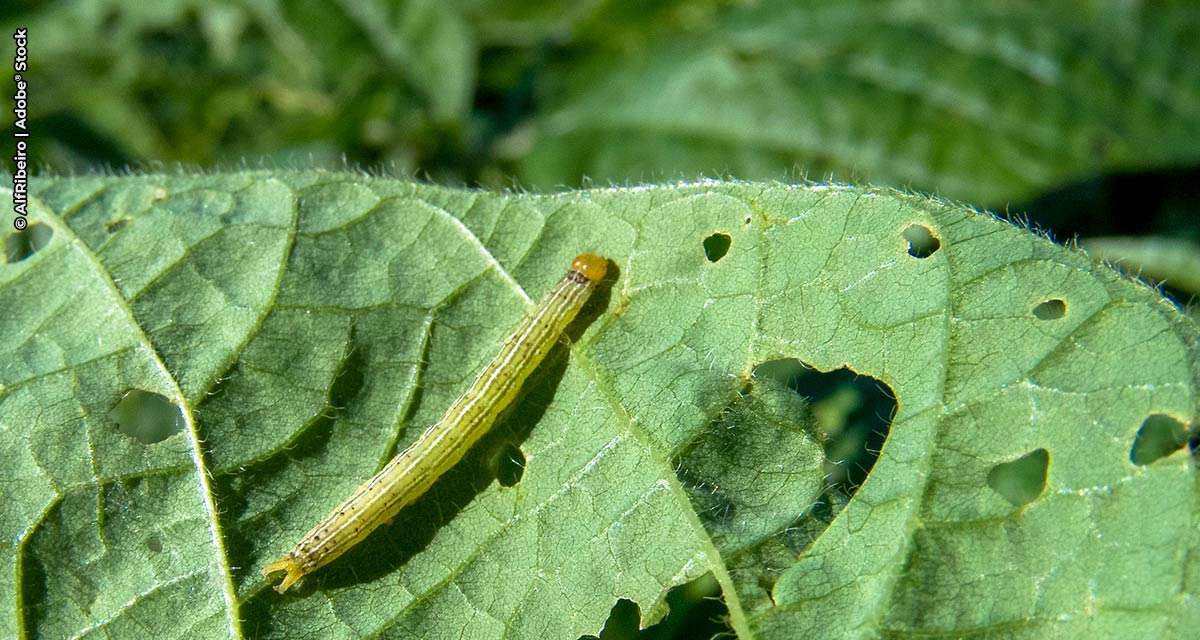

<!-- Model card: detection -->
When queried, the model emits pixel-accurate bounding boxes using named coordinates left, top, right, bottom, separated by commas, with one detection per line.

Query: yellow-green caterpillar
left=263, top=254, right=608, bottom=593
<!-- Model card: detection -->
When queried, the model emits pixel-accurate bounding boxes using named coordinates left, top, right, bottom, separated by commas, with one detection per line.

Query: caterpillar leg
left=262, top=554, right=306, bottom=594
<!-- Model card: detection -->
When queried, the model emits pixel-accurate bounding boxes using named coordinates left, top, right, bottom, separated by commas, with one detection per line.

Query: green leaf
left=521, top=0, right=1200, bottom=205
left=13, top=1, right=1198, bottom=205
left=1081, top=236, right=1200, bottom=298
left=2, top=174, right=1197, bottom=639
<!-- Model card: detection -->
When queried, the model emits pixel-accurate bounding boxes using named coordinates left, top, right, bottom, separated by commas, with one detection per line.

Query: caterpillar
left=263, top=254, right=608, bottom=593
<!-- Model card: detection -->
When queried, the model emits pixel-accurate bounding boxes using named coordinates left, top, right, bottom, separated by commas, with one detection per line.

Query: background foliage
left=5, top=0, right=1198, bottom=297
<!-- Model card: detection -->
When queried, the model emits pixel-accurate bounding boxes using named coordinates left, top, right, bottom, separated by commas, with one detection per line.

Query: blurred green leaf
left=1082, top=236, right=1200, bottom=298
left=7, top=0, right=1197, bottom=207
left=521, top=0, right=1200, bottom=205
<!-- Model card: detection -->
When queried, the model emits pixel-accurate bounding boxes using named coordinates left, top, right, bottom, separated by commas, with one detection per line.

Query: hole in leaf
left=753, top=359, right=896, bottom=496
left=673, top=360, right=894, bottom=583
left=583, top=599, right=639, bottom=640
left=493, top=442, right=526, bottom=487
left=580, top=574, right=727, bottom=640
left=903, top=224, right=940, bottom=258
left=703, top=232, right=731, bottom=262
left=987, top=448, right=1049, bottom=507
left=145, top=536, right=163, bottom=553
left=1032, top=298, right=1067, bottom=320
left=109, top=390, right=185, bottom=444
left=5, top=223, right=53, bottom=263
left=1130, top=414, right=1189, bottom=466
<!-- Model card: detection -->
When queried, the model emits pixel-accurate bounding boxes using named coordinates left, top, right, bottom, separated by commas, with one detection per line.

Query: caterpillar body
left=263, top=254, right=608, bottom=593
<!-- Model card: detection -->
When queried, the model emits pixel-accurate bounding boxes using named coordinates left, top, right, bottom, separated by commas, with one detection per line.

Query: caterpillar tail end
left=263, top=554, right=305, bottom=594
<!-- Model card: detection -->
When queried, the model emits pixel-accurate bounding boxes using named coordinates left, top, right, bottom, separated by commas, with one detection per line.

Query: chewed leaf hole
left=583, top=599, right=639, bottom=639
left=703, top=232, right=732, bottom=262
left=5, top=223, right=54, bottom=263
left=1032, top=298, right=1067, bottom=320
left=903, top=223, right=940, bottom=258
left=580, top=574, right=726, bottom=640
left=494, top=442, right=526, bottom=487
left=1130, top=414, right=1189, bottom=466
left=753, top=359, right=896, bottom=496
left=987, top=448, right=1049, bottom=507
left=109, top=390, right=185, bottom=444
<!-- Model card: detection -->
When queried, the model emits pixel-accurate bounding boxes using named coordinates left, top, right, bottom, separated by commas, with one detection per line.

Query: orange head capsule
left=571, top=254, right=608, bottom=283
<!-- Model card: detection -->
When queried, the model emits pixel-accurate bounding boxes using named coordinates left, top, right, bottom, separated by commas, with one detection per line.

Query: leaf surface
left=2, top=174, right=1197, bottom=638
